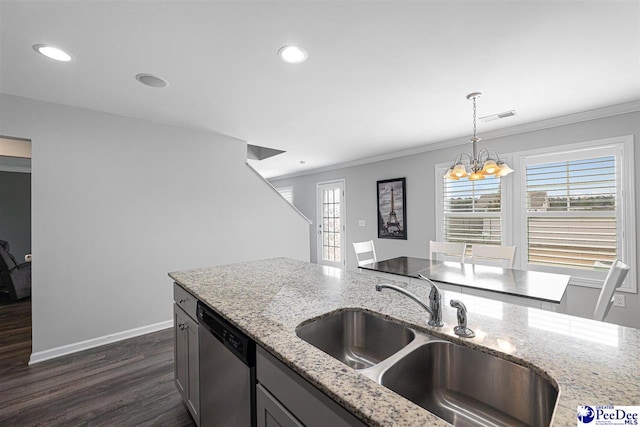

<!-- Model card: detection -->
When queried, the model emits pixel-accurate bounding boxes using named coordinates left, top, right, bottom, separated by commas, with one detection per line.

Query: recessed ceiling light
left=135, top=73, right=169, bottom=88
left=32, top=44, right=73, bottom=62
left=278, top=45, right=308, bottom=64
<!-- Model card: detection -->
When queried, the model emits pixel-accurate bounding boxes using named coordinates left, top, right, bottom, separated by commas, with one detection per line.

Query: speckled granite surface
left=169, top=258, right=640, bottom=427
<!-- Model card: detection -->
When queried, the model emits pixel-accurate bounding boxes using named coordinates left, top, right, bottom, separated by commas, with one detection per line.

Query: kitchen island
left=169, top=258, right=639, bottom=426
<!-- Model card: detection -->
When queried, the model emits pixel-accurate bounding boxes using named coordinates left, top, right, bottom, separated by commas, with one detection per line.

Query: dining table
left=359, top=256, right=571, bottom=310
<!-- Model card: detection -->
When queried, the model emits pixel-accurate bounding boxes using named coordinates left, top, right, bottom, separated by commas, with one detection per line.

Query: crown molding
left=269, top=101, right=640, bottom=181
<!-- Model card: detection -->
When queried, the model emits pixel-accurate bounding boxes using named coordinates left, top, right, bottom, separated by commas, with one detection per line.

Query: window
left=524, top=153, right=617, bottom=269
left=436, top=136, right=635, bottom=292
left=519, top=139, right=636, bottom=292
left=276, top=186, right=293, bottom=204
left=438, top=173, right=504, bottom=247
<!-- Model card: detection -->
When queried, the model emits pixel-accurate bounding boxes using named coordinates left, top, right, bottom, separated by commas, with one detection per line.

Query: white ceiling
left=1, top=1, right=638, bottom=178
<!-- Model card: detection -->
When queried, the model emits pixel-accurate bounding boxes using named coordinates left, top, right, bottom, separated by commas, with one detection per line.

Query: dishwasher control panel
left=197, top=302, right=255, bottom=367
left=223, top=329, right=244, bottom=353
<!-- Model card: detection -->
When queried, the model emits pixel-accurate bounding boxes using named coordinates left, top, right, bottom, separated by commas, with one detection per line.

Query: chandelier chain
left=472, top=95, right=477, bottom=140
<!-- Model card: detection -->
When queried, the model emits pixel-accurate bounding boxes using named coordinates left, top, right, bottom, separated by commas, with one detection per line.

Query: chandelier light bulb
left=453, top=163, right=468, bottom=178
left=482, top=159, right=498, bottom=175
left=468, top=171, right=485, bottom=181
left=496, top=162, right=514, bottom=177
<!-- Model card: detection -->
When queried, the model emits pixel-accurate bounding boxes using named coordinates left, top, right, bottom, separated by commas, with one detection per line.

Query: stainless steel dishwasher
left=198, top=302, right=256, bottom=427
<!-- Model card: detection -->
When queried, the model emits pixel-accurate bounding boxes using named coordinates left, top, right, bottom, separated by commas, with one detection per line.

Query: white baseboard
left=28, top=320, right=173, bottom=365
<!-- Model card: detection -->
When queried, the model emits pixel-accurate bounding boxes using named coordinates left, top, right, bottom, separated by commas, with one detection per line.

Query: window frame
left=516, top=136, right=635, bottom=292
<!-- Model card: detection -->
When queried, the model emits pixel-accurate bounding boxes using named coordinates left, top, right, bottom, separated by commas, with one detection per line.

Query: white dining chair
left=593, top=259, right=630, bottom=321
left=352, top=240, right=377, bottom=267
left=471, top=244, right=517, bottom=268
left=429, top=241, right=466, bottom=263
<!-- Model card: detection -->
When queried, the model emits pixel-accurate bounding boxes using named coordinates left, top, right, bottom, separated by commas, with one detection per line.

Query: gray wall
left=0, top=94, right=310, bottom=356
left=0, top=170, right=31, bottom=261
left=271, top=111, right=640, bottom=328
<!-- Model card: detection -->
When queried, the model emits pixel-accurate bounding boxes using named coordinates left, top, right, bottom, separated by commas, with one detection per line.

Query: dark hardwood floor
left=0, top=298, right=195, bottom=426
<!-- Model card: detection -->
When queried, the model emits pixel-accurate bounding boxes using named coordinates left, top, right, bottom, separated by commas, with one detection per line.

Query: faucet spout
left=416, top=273, right=444, bottom=327
left=375, top=283, right=444, bottom=327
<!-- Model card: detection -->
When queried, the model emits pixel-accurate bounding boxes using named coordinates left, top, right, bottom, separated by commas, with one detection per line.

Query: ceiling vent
left=135, top=73, right=169, bottom=88
left=247, top=144, right=285, bottom=161
left=480, top=110, right=516, bottom=122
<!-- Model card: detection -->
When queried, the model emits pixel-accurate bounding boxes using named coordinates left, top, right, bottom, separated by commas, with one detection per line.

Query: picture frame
left=377, top=178, right=407, bottom=240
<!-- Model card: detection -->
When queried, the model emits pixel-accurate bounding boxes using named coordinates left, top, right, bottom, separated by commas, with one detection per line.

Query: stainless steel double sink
left=296, top=308, right=558, bottom=427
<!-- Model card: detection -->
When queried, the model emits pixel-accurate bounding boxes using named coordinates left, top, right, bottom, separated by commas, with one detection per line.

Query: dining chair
left=352, top=240, right=377, bottom=267
left=593, top=259, right=630, bottom=321
left=429, top=241, right=466, bottom=263
left=471, top=244, right=517, bottom=269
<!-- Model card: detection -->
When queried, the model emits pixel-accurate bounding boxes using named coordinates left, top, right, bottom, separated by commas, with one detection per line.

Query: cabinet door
left=257, top=346, right=365, bottom=427
left=256, top=384, right=303, bottom=427
left=185, top=313, right=200, bottom=420
left=174, top=305, right=188, bottom=397
left=174, top=305, right=200, bottom=425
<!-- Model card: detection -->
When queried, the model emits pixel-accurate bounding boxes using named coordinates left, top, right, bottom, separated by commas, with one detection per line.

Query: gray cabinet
left=175, top=286, right=366, bottom=427
left=256, top=346, right=365, bottom=427
left=174, top=283, right=200, bottom=425
left=256, top=384, right=303, bottom=427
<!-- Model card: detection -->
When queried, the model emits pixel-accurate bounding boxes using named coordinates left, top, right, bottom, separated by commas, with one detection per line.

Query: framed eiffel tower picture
left=377, top=177, right=407, bottom=240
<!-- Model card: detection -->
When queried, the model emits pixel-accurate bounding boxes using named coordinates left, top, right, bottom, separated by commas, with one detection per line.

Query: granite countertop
left=169, top=258, right=640, bottom=426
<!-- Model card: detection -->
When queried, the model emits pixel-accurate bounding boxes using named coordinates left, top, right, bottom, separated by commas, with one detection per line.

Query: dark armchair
left=0, top=240, right=31, bottom=300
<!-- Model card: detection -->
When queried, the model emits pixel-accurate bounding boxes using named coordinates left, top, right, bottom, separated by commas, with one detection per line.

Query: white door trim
left=316, top=179, right=346, bottom=268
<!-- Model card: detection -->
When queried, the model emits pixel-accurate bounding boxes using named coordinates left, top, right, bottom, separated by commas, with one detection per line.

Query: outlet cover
left=358, top=220, right=366, bottom=227
left=613, top=294, right=626, bottom=308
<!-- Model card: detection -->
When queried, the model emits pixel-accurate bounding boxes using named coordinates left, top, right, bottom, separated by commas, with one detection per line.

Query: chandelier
left=444, top=92, right=514, bottom=181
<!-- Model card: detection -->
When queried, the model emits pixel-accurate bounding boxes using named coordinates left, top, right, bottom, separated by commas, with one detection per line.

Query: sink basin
left=296, top=309, right=415, bottom=369
left=380, top=341, right=558, bottom=427
left=298, top=309, right=558, bottom=426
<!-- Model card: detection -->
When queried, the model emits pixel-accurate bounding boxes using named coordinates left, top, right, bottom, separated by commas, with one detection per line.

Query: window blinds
left=525, top=156, right=617, bottom=268
left=443, top=177, right=502, bottom=246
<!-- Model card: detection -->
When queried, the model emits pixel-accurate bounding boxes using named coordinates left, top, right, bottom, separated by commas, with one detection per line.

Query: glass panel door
left=316, top=180, right=345, bottom=268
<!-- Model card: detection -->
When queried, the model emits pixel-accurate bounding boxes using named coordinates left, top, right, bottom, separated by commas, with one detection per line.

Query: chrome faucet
left=417, top=273, right=444, bottom=327
left=376, top=276, right=444, bottom=327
